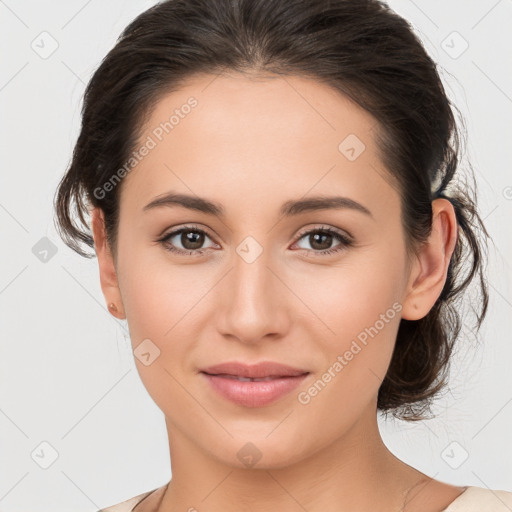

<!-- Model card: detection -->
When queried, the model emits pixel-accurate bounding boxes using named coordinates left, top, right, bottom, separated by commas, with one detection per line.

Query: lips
left=200, top=360, right=309, bottom=379
left=199, top=361, right=310, bottom=407
left=201, top=373, right=309, bottom=407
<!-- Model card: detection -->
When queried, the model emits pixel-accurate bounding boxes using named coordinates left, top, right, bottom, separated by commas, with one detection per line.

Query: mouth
left=199, top=360, right=310, bottom=379
left=200, top=373, right=310, bottom=407
left=201, top=373, right=307, bottom=382
left=198, top=362, right=310, bottom=407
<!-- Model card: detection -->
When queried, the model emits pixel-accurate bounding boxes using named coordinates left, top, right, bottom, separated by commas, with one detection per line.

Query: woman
left=53, top=0, right=512, bottom=510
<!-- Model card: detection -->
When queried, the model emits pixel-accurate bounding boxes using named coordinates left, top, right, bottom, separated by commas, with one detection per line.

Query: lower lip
left=200, top=372, right=309, bottom=407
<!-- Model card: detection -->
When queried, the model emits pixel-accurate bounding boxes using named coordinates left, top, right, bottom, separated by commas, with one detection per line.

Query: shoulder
left=97, top=488, right=158, bottom=512
left=442, top=486, right=512, bottom=511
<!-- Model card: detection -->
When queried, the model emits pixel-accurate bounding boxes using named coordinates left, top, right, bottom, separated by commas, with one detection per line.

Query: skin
left=91, top=72, right=465, bottom=511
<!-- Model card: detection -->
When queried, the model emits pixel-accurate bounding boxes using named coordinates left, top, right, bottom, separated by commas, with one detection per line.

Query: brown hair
left=54, top=0, right=489, bottom=421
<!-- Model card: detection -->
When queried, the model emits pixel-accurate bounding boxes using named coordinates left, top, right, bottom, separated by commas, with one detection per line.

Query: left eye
left=293, top=228, right=353, bottom=254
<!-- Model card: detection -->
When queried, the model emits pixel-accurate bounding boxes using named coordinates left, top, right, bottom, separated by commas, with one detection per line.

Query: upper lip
left=200, top=361, right=310, bottom=378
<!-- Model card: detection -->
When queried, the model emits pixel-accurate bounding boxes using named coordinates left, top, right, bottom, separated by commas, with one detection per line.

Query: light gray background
left=1, top=1, right=511, bottom=510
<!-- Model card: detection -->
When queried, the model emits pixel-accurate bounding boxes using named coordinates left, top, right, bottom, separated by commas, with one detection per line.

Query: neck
left=158, top=405, right=423, bottom=512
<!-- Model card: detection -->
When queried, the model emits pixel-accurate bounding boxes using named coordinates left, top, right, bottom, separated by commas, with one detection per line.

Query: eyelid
left=293, top=224, right=354, bottom=243
left=158, top=222, right=214, bottom=238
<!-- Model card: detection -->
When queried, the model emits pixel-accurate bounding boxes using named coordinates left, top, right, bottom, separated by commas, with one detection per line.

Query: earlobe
left=401, top=198, right=458, bottom=321
left=90, top=208, right=126, bottom=319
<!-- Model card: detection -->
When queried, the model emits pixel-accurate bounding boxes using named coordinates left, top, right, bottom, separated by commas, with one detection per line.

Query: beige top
left=98, top=485, right=512, bottom=511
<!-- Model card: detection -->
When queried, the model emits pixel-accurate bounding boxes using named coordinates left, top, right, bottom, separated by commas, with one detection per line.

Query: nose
left=215, top=246, right=291, bottom=345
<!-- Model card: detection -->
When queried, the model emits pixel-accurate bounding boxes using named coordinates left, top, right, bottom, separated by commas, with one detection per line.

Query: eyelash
left=156, top=224, right=354, bottom=257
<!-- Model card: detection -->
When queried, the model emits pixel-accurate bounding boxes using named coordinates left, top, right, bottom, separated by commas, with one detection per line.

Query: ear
left=90, top=207, right=125, bottom=319
left=401, top=198, right=458, bottom=321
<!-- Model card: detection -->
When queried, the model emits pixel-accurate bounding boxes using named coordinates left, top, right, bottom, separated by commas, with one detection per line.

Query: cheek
left=118, top=243, right=210, bottom=342
left=121, top=271, right=174, bottom=343
left=298, top=300, right=400, bottom=429
left=116, top=247, right=217, bottom=396
left=117, top=252, right=200, bottom=410
left=293, top=250, right=405, bottom=402
left=291, top=249, right=405, bottom=340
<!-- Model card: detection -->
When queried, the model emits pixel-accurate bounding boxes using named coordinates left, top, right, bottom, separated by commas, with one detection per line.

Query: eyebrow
left=143, top=192, right=373, bottom=219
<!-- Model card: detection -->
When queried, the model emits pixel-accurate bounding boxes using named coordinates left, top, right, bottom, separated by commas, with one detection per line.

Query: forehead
left=120, top=72, right=399, bottom=218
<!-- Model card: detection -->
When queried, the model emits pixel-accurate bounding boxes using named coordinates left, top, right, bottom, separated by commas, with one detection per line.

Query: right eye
left=157, top=225, right=220, bottom=256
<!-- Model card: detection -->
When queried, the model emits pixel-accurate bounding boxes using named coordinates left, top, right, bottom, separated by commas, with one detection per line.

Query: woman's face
left=97, top=72, right=420, bottom=468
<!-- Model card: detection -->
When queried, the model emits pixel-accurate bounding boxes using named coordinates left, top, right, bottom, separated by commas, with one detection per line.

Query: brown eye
left=308, top=231, right=334, bottom=251
left=179, top=230, right=205, bottom=250
left=293, top=227, right=353, bottom=256
left=158, top=226, right=218, bottom=255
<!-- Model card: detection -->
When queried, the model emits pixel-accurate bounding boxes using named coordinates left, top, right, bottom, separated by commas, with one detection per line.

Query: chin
left=206, top=431, right=313, bottom=471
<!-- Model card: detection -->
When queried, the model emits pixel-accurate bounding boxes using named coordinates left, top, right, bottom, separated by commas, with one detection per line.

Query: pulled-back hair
left=54, top=0, right=489, bottom=421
